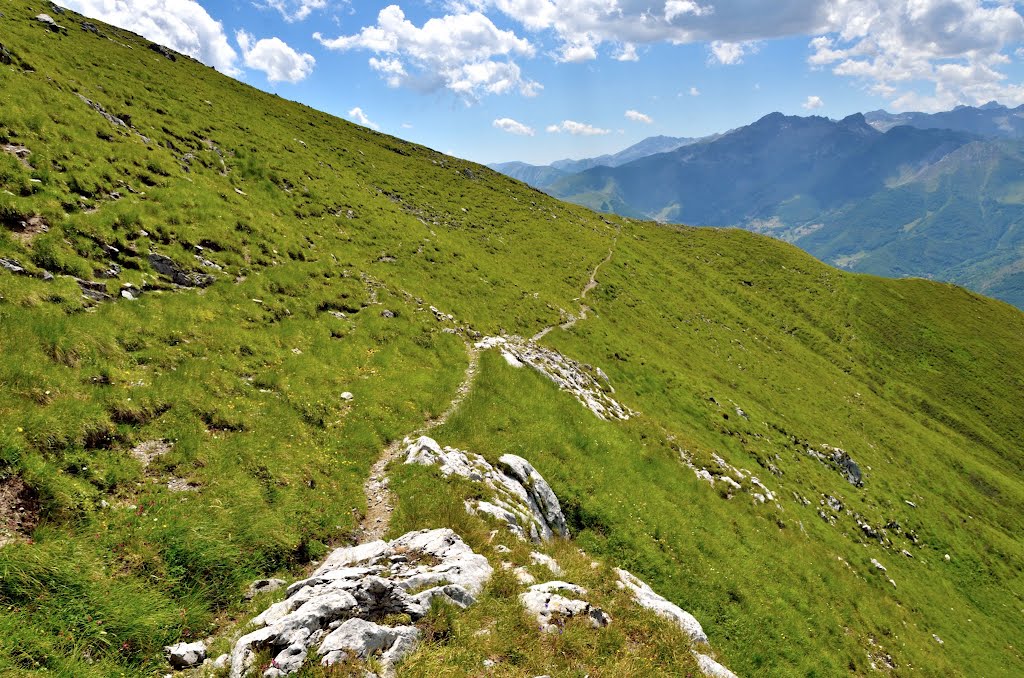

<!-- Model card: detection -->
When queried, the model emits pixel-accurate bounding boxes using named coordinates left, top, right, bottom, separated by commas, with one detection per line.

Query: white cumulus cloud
left=493, top=117, right=535, bottom=135
left=315, top=5, right=540, bottom=101
left=708, top=40, right=758, bottom=65
left=808, top=0, right=1024, bottom=110
left=546, top=120, right=610, bottom=135
left=802, top=95, right=824, bottom=110
left=348, top=107, right=380, bottom=130
left=625, top=109, right=653, bottom=124
left=262, top=0, right=328, bottom=23
left=237, top=31, right=315, bottom=83
left=665, top=0, right=713, bottom=22
left=58, top=0, right=238, bottom=74
left=689, top=86, right=701, bottom=96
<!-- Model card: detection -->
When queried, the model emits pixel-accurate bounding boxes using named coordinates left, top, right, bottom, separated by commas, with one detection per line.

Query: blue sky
left=59, top=1, right=1024, bottom=165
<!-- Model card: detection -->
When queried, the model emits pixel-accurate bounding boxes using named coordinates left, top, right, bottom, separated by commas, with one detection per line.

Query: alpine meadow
left=0, top=3, right=1023, bottom=677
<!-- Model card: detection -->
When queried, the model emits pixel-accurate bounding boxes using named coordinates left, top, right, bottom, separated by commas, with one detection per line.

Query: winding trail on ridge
left=532, top=235, right=618, bottom=342
left=359, top=339, right=480, bottom=541
left=360, top=228, right=618, bottom=540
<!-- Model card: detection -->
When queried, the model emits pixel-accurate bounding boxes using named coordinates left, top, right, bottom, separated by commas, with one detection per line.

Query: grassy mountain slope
left=0, top=3, right=1023, bottom=676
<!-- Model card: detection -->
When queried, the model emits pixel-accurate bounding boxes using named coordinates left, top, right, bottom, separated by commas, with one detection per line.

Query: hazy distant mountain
left=866, top=102, right=1024, bottom=137
left=546, top=111, right=1024, bottom=308
left=486, top=161, right=569, bottom=188
left=489, top=135, right=698, bottom=188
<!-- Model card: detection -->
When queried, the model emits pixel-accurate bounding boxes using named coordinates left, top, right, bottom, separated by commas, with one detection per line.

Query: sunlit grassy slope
left=0, top=3, right=1022, bottom=676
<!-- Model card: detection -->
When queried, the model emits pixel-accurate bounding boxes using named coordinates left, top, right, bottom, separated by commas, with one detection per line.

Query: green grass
left=0, top=2, right=1022, bottom=676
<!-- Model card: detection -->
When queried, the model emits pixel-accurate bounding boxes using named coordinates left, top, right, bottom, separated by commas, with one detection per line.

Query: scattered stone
left=340, top=392, right=354, bottom=401
left=901, top=549, right=914, bottom=558
left=944, top=553, right=951, bottom=562
left=806, top=444, right=863, bottom=487
left=530, top=551, right=562, bottom=576
left=933, top=634, right=944, bottom=645
left=380, top=309, right=396, bottom=318
left=147, top=42, right=177, bottom=61
left=1, top=143, right=32, bottom=168
left=34, top=13, right=56, bottom=26
left=244, top=578, right=287, bottom=601
left=0, top=258, right=25, bottom=275
left=520, top=581, right=611, bottom=633
left=870, top=558, right=887, bottom=573
left=75, top=278, right=111, bottom=301
left=615, top=568, right=707, bottom=644
left=405, top=436, right=568, bottom=542
left=227, top=529, right=490, bottom=678
left=77, top=94, right=129, bottom=129
left=165, top=641, right=206, bottom=669
left=149, top=253, right=214, bottom=287
left=80, top=22, right=100, bottom=34
left=167, top=477, right=199, bottom=493
left=194, top=254, right=222, bottom=270
left=905, top=500, right=917, bottom=508
left=493, top=544, right=511, bottom=554
left=513, top=567, right=536, bottom=585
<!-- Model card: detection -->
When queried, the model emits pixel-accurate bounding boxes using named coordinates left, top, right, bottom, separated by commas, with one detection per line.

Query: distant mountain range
left=489, top=135, right=700, bottom=188
left=492, top=104, right=1024, bottom=308
left=865, top=101, right=1024, bottom=137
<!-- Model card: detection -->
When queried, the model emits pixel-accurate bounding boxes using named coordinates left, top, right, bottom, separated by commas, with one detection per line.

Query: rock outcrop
left=615, top=568, right=707, bottom=644
left=404, top=436, right=569, bottom=541
left=807, top=443, right=863, bottom=487
left=225, top=529, right=491, bottom=677
left=474, top=336, right=634, bottom=421
left=149, top=253, right=215, bottom=287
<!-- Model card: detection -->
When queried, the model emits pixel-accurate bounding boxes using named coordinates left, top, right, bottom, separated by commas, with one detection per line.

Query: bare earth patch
left=2, top=213, right=50, bottom=244
left=129, top=439, right=172, bottom=468
left=0, top=475, right=40, bottom=548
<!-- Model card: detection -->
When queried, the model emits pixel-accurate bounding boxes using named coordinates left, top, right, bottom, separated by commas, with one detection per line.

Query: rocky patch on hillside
left=221, top=529, right=491, bottom=677
left=404, top=435, right=568, bottom=541
left=475, top=335, right=634, bottom=420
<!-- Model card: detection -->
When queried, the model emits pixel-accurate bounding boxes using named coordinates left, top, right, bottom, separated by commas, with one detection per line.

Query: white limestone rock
left=694, top=652, right=739, bottom=678
left=520, top=581, right=611, bottom=633
left=317, top=618, right=419, bottom=675
left=404, top=437, right=569, bottom=542
left=530, top=551, right=563, bottom=576
left=475, top=336, right=634, bottom=420
left=165, top=641, right=206, bottom=669
left=615, top=568, right=708, bottom=644
left=226, top=529, right=490, bottom=677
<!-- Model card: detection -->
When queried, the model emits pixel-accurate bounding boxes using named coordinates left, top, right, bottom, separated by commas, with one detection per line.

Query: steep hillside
left=1, top=3, right=1023, bottom=677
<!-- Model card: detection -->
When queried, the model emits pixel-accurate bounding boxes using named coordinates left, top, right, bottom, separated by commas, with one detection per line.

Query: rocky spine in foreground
left=222, top=529, right=491, bottom=677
